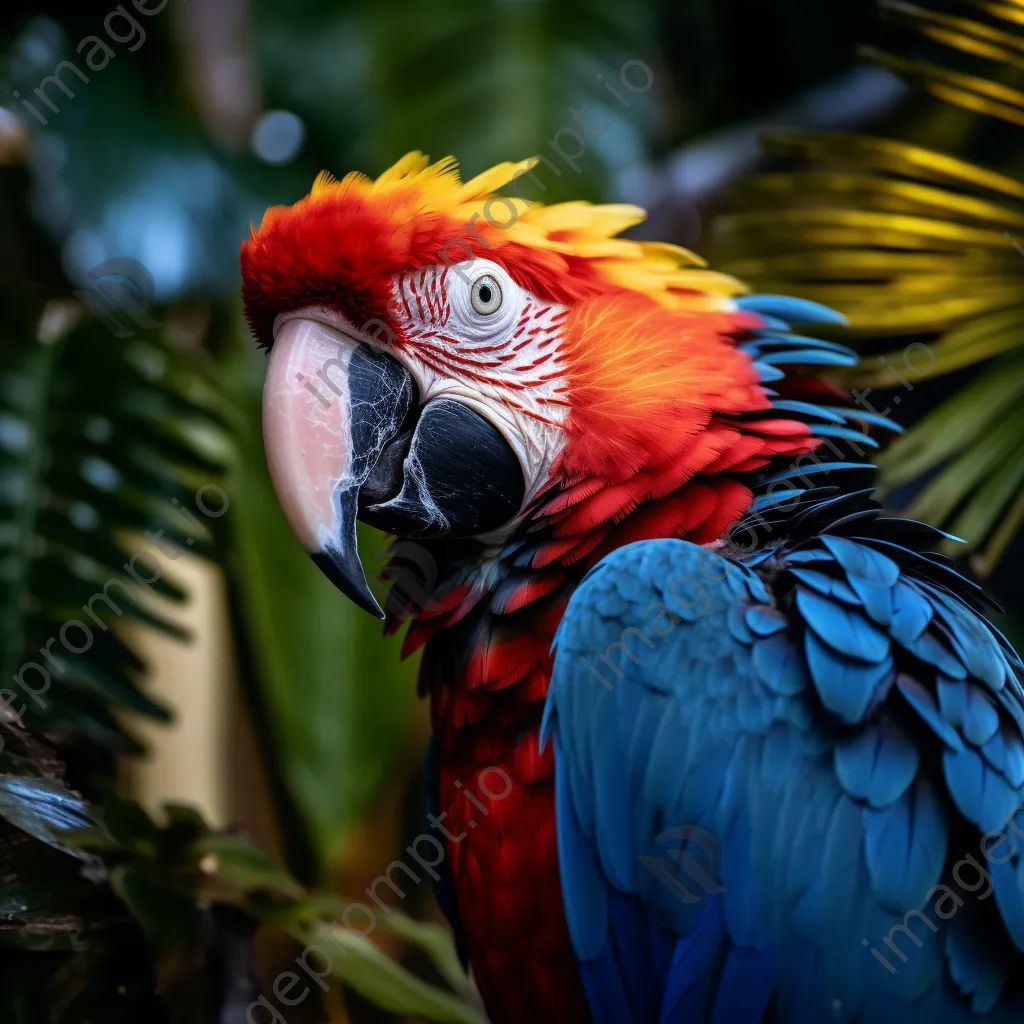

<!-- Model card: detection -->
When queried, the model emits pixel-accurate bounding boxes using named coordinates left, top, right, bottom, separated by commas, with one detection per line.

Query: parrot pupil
left=479, top=285, right=491, bottom=303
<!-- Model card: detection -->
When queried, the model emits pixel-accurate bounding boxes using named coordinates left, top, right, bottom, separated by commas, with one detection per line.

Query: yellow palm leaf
left=716, top=0, right=1024, bottom=570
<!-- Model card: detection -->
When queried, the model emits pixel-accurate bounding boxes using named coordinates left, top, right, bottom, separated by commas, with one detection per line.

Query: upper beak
left=262, top=317, right=525, bottom=617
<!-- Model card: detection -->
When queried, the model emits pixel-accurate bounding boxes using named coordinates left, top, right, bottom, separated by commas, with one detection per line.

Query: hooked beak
left=262, top=317, right=525, bottom=617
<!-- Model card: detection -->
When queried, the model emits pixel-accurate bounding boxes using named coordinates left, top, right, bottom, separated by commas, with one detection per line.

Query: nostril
left=357, top=378, right=420, bottom=511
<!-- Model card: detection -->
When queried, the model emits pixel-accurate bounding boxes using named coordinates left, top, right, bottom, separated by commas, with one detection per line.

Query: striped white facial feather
left=387, top=258, right=571, bottom=516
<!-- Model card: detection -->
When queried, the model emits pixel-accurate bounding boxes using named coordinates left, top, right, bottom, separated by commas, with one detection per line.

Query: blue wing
left=544, top=508, right=1024, bottom=1023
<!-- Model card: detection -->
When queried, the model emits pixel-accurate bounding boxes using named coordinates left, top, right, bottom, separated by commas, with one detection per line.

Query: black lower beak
left=359, top=398, right=525, bottom=540
left=263, top=318, right=525, bottom=618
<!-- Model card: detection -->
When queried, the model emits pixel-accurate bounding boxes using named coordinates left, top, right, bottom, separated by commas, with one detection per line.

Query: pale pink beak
left=262, top=317, right=414, bottom=617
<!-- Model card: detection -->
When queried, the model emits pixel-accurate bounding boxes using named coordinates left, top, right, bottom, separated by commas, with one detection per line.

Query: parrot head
left=242, top=152, right=816, bottom=621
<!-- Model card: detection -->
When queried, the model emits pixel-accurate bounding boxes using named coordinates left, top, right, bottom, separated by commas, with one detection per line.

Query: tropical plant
left=0, top=154, right=238, bottom=1019
left=715, top=0, right=1024, bottom=576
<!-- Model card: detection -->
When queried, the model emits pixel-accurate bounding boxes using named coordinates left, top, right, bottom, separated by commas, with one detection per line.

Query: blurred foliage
left=0, top=285, right=223, bottom=756
left=716, top=0, right=1024, bottom=575
left=0, top=716, right=479, bottom=1022
left=0, top=722, right=167, bottom=1023
left=255, top=0, right=652, bottom=204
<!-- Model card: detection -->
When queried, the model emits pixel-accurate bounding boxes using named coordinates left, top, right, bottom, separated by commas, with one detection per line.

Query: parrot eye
left=445, top=260, right=517, bottom=338
left=471, top=275, right=502, bottom=316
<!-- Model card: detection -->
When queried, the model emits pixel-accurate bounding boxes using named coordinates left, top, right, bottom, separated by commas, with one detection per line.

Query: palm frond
left=0, top=287, right=226, bottom=754
left=715, top=0, right=1024, bottom=573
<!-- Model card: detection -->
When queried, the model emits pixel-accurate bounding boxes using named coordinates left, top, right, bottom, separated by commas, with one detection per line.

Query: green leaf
left=715, top=2, right=1024, bottom=569
left=877, top=360, right=1024, bottom=486
left=290, top=922, right=487, bottom=1024
left=109, top=862, right=201, bottom=960
left=376, top=909, right=475, bottom=999
left=189, top=832, right=305, bottom=901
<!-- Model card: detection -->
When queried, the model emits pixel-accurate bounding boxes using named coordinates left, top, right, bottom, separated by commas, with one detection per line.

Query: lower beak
left=262, top=318, right=525, bottom=617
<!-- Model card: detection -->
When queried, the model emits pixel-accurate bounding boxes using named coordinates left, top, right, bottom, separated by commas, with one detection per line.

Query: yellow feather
left=295, top=151, right=742, bottom=309
left=529, top=202, right=646, bottom=237
left=311, top=170, right=338, bottom=194
left=374, top=151, right=432, bottom=184
left=459, top=157, right=539, bottom=199
left=638, top=241, right=708, bottom=268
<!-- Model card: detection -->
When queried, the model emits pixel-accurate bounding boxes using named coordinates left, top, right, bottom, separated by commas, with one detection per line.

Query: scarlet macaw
left=242, top=153, right=1024, bottom=1024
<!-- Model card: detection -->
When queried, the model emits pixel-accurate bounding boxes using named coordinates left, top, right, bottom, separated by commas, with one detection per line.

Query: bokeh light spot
left=251, top=110, right=305, bottom=165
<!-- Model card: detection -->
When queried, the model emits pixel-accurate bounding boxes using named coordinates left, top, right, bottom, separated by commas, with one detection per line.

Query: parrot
left=241, top=152, right=1024, bottom=1024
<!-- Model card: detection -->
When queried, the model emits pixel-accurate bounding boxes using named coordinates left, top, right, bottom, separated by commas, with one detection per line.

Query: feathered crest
left=267, top=150, right=745, bottom=311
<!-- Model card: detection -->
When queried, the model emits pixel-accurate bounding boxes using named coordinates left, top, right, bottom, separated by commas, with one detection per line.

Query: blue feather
left=991, top=858, right=1024, bottom=952
left=927, top=587, right=1007, bottom=691
left=896, top=675, right=964, bottom=751
left=863, top=776, right=947, bottom=910
left=789, top=568, right=861, bottom=604
left=769, top=400, right=851, bottom=421
left=889, top=581, right=934, bottom=645
left=834, top=717, right=920, bottom=808
left=749, top=488, right=805, bottom=513
left=817, top=404, right=905, bottom=433
left=907, top=631, right=968, bottom=679
left=797, top=588, right=890, bottom=662
left=763, top=462, right=876, bottom=485
left=660, top=898, right=727, bottom=1024
left=728, top=602, right=756, bottom=644
left=943, top=745, right=1020, bottom=832
left=982, top=728, right=1007, bottom=773
left=937, top=678, right=1000, bottom=746
left=807, top=423, right=879, bottom=447
left=946, top=915, right=1013, bottom=1014
left=605, top=891, right=671, bottom=1022
left=554, top=732, right=609, bottom=959
left=820, top=535, right=900, bottom=586
left=806, top=631, right=893, bottom=722
left=846, top=574, right=893, bottom=626
left=735, top=294, right=849, bottom=326
left=760, top=348, right=858, bottom=367
left=752, top=632, right=809, bottom=696
left=752, top=361, right=787, bottom=382
left=1001, top=733, right=1024, bottom=788
left=710, top=947, right=774, bottom=1024
left=744, top=605, right=788, bottom=637
left=784, top=548, right=836, bottom=566
left=579, top=943, right=640, bottom=1024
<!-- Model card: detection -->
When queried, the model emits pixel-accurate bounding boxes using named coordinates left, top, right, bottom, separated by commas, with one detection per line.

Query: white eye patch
left=383, top=258, right=571, bottom=530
